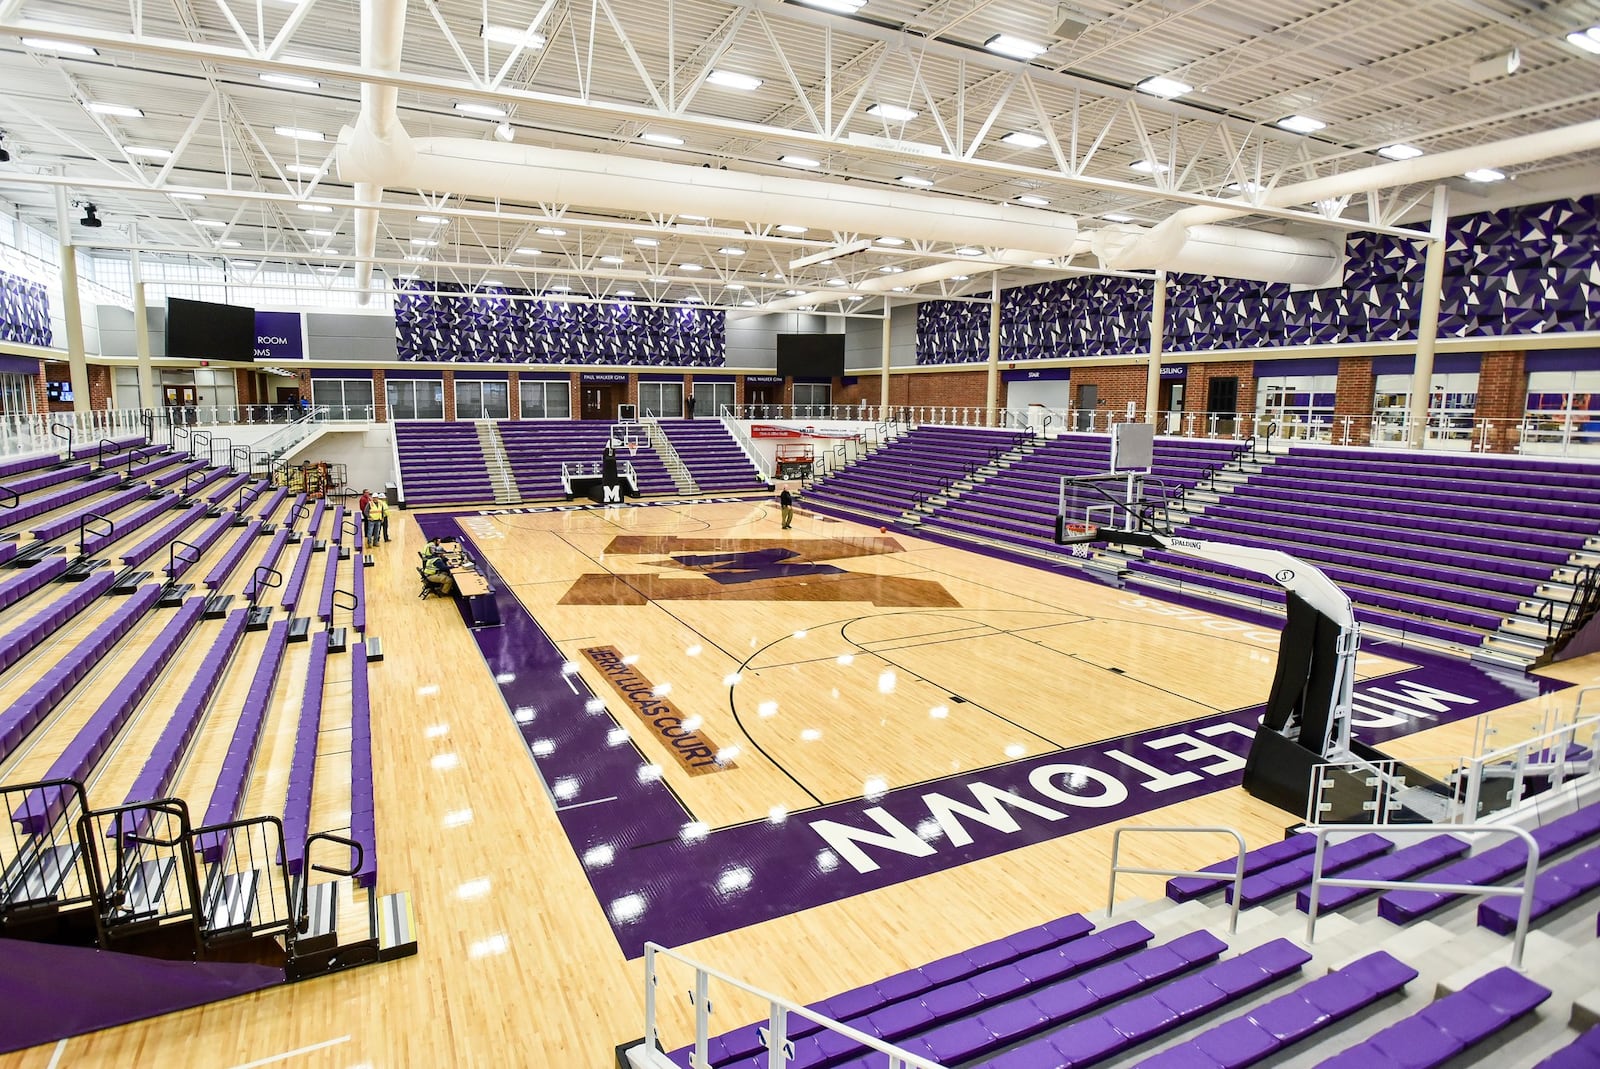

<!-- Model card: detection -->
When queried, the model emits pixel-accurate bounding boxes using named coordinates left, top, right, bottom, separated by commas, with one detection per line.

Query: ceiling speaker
left=1050, top=4, right=1091, bottom=40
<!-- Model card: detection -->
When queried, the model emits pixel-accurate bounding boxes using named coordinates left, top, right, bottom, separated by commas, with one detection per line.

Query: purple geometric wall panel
left=0, top=271, right=51, bottom=348
left=918, top=194, right=1600, bottom=364
left=395, top=282, right=725, bottom=365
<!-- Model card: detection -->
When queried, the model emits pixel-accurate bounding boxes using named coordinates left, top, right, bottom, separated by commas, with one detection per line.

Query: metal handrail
left=1303, top=823, right=1540, bottom=969
left=642, top=942, right=946, bottom=1069
left=1107, top=825, right=1247, bottom=934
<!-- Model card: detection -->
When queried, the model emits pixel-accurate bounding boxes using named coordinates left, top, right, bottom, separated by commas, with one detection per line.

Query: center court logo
left=581, top=645, right=736, bottom=775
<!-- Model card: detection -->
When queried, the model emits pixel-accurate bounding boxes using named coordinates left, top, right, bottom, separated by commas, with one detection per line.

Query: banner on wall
left=750, top=423, right=862, bottom=441
left=254, top=311, right=303, bottom=360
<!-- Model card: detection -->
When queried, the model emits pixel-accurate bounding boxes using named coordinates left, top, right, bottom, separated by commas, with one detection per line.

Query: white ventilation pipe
left=1092, top=223, right=1340, bottom=285
left=1099, top=119, right=1600, bottom=277
left=349, top=0, right=408, bottom=303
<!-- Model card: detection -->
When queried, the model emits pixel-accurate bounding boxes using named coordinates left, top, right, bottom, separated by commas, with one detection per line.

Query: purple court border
left=416, top=506, right=1568, bottom=958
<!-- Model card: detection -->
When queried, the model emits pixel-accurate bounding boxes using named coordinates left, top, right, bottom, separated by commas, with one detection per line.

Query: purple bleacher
left=255, top=485, right=288, bottom=522
left=120, top=501, right=209, bottom=567
left=1535, top=1025, right=1600, bottom=1068
left=1296, top=835, right=1470, bottom=913
left=70, top=434, right=145, bottom=460
left=243, top=529, right=291, bottom=600
left=15, top=596, right=206, bottom=834
left=317, top=542, right=339, bottom=622
left=178, top=464, right=231, bottom=499
left=394, top=422, right=496, bottom=505
left=0, top=452, right=63, bottom=480
left=307, top=498, right=326, bottom=537
left=282, top=632, right=329, bottom=875
left=1477, top=842, right=1600, bottom=934
left=1315, top=966, right=1549, bottom=1069
left=280, top=538, right=316, bottom=612
left=127, top=450, right=184, bottom=480
left=349, top=642, right=376, bottom=887
left=3, top=472, right=121, bottom=530
left=79, top=494, right=179, bottom=557
left=0, top=541, right=15, bottom=567
left=1227, top=833, right=1392, bottom=908
left=1167, top=833, right=1315, bottom=901
left=0, top=554, right=69, bottom=612
left=30, top=483, right=153, bottom=542
left=657, top=421, right=767, bottom=491
left=1, top=461, right=90, bottom=495
left=1135, top=950, right=1418, bottom=1069
left=122, top=609, right=250, bottom=827
left=204, top=471, right=252, bottom=506
left=203, top=520, right=265, bottom=590
left=698, top=916, right=1129, bottom=1069
left=986, top=938, right=1310, bottom=1069
left=0, top=583, right=161, bottom=761
left=352, top=549, right=366, bottom=632
left=1378, top=800, right=1600, bottom=924
left=151, top=458, right=206, bottom=490
left=0, top=570, right=115, bottom=677
left=328, top=503, right=346, bottom=543
left=195, top=619, right=290, bottom=862
left=494, top=420, right=679, bottom=499
left=165, top=511, right=238, bottom=580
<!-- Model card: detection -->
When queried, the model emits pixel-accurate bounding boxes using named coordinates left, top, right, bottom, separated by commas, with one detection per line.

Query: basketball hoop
left=626, top=440, right=639, bottom=456
left=1057, top=520, right=1100, bottom=545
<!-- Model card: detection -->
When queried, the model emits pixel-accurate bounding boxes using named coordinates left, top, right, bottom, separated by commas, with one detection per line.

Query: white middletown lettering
left=1361, top=680, right=1477, bottom=715
left=1198, top=722, right=1258, bottom=741
left=922, top=783, right=1066, bottom=847
left=1028, top=764, right=1130, bottom=808
left=1103, top=749, right=1202, bottom=792
left=1146, top=732, right=1247, bottom=776
left=809, top=807, right=936, bottom=874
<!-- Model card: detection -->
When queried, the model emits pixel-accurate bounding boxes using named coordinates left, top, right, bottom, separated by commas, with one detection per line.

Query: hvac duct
left=1091, top=223, right=1340, bottom=286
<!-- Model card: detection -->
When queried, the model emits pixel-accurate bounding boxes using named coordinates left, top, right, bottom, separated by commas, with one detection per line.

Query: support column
left=984, top=274, right=1001, bottom=427
left=1146, top=270, right=1166, bottom=426
left=53, top=185, right=92, bottom=415
left=1407, top=185, right=1450, bottom=448
left=878, top=304, right=891, bottom=419
left=129, top=223, right=159, bottom=411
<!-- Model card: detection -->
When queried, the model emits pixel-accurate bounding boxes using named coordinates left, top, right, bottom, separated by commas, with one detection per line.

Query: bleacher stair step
left=0, top=842, right=82, bottom=914
left=201, top=868, right=261, bottom=940
left=376, top=890, right=418, bottom=961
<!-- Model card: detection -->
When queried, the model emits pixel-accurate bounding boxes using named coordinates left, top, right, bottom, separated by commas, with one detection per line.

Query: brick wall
left=1477, top=350, right=1526, bottom=453
left=505, top=373, right=518, bottom=420
left=441, top=370, right=457, bottom=420
left=1068, top=365, right=1148, bottom=419
left=33, top=365, right=49, bottom=413
left=1333, top=356, right=1375, bottom=446
left=372, top=368, right=387, bottom=422
left=87, top=365, right=112, bottom=410
left=1184, top=361, right=1257, bottom=418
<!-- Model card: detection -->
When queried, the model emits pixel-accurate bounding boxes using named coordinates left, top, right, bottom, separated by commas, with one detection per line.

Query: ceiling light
left=1101, top=212, right=1134, bottom=223
left=22, top=38, right=98, bottom=56
left=410, top=238, right=438, bottom=247
left=683, top=295, right=704, bottom=303
left=1377, top=143, right=1423, bottom=161
left=984, top=34, right=1047, bottom=60
left=633, top=237, right=659, bottom=247
left=898, top=175, right=934, bottom=187
left=599, top=255, right=625, bottom=264
left=1128, top=159, right=1169, bottom=174
left=741, top=299, right=757, bottom=306
left=678, top=263, right=702, bottom=271
left=126, top=146, right=172, bottom=159
left=1000, top=131, right=1047, bottom=149
left=718, top=247, right=745, bottom=256
left=779, top=154, right=821, bottom=169
left=1224, top=181, right=1263, bottom=194
left=615, top=289, right=636, bottom=298
left=1468, top=47, right=1522, bottom=82
left=494, top=122, right=515, bottom=142
left=1032, top=258, right=1054, bottom=266
left=867, top=103, right=918, bottom=123
left=1015, top=194, right=1050, bottom=207
left=640, top=132, right=685, bottom=146
left=890, top=286, right=908, bottom=292
left=304, top=228, right=334, bottom=236
left=1566, top=28, right=1600, bottom=54
left=297, top=203, right=333, bottom=213
left=825, top=278, right=847, bottom=286
left=796, top=0, right=866, bottom=12
left=215, top=240, right=242, bottom=248
left=195, top=219, right=227, bottom=228
left=950, top=275, right=970, bottom=281
left=726, top=283, right=745, bottom=290
left=707, top=70, right=763, bottom=91
left=275, top=126, right=325, bottom=142
left=260, top=72, right=321, bottom=90
left=317, top=266, right=341, bottom=273
left=536, top=227, right=566, bottom=236
left=1276, top=114, right=1326, bottom=134
left=875, top=236, right=905, bottom=246
left=547, top=284, right=571, bottom=293
left=404, top=254, right=430, bottom=262
left=878, top=265, right=903, bottom=273
left=1136, top=76, right=1193, bottom=99
left=649, top=276, right=670, bottom=283
left=956, top=247, right=983, bottom=256
left=416, top=214, right=447, bottom=224
left=168, top=192, right=206, bottom=201
left=88, top=102, right=144, bottom=118
left=777, top=224, right=809, bottom=234
left=287, top=163, right=325, bottom=176
left=679, top=214, right=710, bottom=221
left=1464, top=168, right=1506, bottom=183
left=785, top=289, right=803, bottom=296
left=514, top=247, right=543, bottom=256
left=455, top=102, right=508, bottom=119
left=481, top=24, right=547, bottom=49
left=397, top=272, right=419, bottom=280
left=848, top=294, right=864, bottom=301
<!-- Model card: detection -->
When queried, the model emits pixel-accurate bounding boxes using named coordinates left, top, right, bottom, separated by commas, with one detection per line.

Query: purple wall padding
left=0, top=271, right=51, bottom=348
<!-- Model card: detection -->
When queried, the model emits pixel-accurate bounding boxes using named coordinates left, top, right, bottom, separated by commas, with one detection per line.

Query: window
left=1524, top=370, right=1600, bottom=454
left=0, top=372, right=36, bottom=416
left=520, top=379, right=571, bottom=419
left=1256, top=374, right=1335, bottom=441
left=454, top=379, right=509, bottom=420
left=638, top=381, right=684, bottom=419
left=1373, top=372, right=1478, bottom=447
left=693, top=382, right=734, bottom=417
left=386, top=378, right=444, bottom=420
left=793, top=382, right=830, bottom=412
left=312, top=378, right=375, bottom=420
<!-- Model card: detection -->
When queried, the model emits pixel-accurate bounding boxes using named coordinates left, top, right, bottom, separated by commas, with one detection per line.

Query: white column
left=879, top=304, right=891, bottom=419
left=54, top=186, right=91, bottom=415
left=984, top=274, right=1001, bottom=426
left=1407, top=185, right=1450, bottom=448
left=129, top=224, right=158, bottom=411
left=1146, top=270, right=1166, bottom=426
